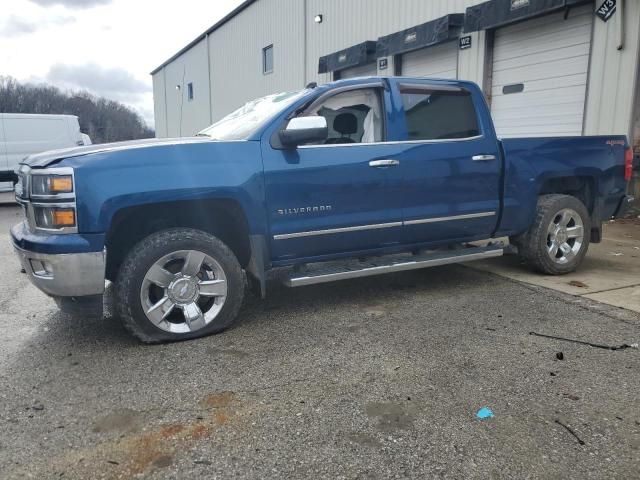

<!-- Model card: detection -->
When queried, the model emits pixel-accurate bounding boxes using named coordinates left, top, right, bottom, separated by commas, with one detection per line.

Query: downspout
left=617, top=0, right=625, bottom=51
left=303, top=0, right=308, bottom=86
left=206, top=33, right=213, bottom=124
left=162, top=68, right=168, bottom=138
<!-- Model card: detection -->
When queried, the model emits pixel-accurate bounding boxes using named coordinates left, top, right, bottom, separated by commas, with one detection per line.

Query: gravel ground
left=0, top=203, right=639, bottom=479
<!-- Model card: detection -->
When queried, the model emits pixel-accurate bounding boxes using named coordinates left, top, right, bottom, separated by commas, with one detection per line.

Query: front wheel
left=115, top=228, right=245, bottom=343
left=514, top=194, right=591, bottom=275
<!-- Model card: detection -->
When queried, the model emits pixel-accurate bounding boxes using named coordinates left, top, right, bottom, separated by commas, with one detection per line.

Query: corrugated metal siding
left=162, top=39, right=211, bottom=137
left=305, top=0, right=481, bottom=85
left=584, top=0, right=640, bottom=140
left=151, top=0, right=640, bottom=143
left=208, top=0, right=305, bottom=122
left=152, top=71, right=168, bottom=137
left=457, top=31, right=487, bottom=86
left=154, top=0, right=488, bottom=133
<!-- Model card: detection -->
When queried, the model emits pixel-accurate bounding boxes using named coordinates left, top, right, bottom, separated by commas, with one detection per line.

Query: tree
left=0, top=76, right=154, bottom=143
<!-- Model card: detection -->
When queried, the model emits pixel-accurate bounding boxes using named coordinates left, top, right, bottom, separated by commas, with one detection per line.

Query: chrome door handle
left=369, top=159, right=400, bottom=168
left=472, top=154, right=496, bottom=161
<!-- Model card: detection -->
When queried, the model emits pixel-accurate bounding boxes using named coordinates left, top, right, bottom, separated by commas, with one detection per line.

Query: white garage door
left=401, top=41, right=458, bottom=79
left=338, top=62, right=378, bottom=79
left=491, top=4, right=593, bottom=138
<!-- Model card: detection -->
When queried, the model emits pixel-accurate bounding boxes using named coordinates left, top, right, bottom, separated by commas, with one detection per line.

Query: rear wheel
left=514, top=194, right=590, bottom=275
left=115, top=228, right=245, bottom=343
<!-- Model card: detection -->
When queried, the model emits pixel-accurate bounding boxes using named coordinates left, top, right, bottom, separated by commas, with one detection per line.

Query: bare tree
left=0, top=76, right=154, bottom=143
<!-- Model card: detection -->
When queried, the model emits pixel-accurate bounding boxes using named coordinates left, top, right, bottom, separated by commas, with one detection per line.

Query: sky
left=0, top=0, right=245, bottom=128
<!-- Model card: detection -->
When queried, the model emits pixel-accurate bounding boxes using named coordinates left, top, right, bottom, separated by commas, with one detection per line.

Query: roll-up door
left=338, top=62, right=378, bottom=79
left=400, top=41, right=458, bottom=79
left=490, top=4, right=593, bottom=138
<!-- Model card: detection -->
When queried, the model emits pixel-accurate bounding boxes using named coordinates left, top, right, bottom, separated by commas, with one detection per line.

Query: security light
left=175, top=85, right=181, bottom=91
left=314, top=14, right=323, bottom=24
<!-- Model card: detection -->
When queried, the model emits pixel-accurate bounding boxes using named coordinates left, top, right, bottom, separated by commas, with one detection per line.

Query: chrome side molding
left=274, top=211, right=496, bottom=240
left=404, top=211, right=495, bottom=226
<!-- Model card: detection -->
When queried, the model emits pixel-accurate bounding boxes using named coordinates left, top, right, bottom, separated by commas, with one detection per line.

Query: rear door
left=66, top=116, right=84, bottom=146
left=391, top=80, right=501, bottom=244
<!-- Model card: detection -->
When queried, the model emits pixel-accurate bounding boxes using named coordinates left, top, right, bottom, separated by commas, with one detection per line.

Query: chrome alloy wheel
left=546, top=208, right=584, bottom=265
left=139, top=250, right=228, bottom=334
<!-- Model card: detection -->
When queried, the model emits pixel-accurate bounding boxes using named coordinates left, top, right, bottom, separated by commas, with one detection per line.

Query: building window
left=262, top=45, right=274, bottom=74
left=187, top=82, right=194, bottom=101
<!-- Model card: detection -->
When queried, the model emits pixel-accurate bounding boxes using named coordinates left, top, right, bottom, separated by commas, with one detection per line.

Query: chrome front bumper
left=14, top=245, right=106, bottom=297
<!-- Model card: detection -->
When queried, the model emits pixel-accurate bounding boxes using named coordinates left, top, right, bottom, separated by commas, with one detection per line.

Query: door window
left=400, top=88, right=480, bottom=141
left=306, top=88, right=384, bottom=144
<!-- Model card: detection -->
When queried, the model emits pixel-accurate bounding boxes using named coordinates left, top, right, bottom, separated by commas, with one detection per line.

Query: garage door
left=490, top=4, right=593, bottom=138
left=338, top=62, right=378, bottom=79
left=401, top=41, right=458, bottom=79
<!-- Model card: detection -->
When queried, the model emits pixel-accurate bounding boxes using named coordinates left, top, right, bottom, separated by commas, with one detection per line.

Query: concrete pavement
left=0, top=204, right=639, bottom=479
left=471, top=220, right=640, bottom=313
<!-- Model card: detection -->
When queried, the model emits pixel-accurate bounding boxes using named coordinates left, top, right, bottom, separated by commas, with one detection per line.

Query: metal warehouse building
left=151, top=0, right=640, bottom=152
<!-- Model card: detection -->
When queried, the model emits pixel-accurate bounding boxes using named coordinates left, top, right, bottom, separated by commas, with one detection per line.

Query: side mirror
left=279, top=116, right=328, bottom=147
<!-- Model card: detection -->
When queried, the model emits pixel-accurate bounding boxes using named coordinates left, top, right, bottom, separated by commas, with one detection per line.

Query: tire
left=515, top=194, right=591, bottom=275
left=115, top=228, right=245, bottom=343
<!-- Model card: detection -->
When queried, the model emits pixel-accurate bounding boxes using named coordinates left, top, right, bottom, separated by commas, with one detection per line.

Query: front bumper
left=13, top=244, right=106, bottom=298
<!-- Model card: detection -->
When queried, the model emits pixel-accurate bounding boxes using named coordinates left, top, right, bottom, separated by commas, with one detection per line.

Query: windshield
left=198, top=89, right=309, bottom=141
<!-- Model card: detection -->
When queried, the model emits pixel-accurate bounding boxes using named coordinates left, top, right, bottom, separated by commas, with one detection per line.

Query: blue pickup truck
left=11, top=77, right=634, bottom=343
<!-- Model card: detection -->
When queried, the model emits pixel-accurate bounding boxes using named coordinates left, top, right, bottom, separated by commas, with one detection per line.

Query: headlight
left=31, top=174, right=74, bottom=196
left=33, top=206, right=77, bottom=229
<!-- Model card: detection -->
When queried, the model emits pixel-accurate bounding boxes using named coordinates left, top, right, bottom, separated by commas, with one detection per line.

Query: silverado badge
left=278, top=206, right=333, bottom=215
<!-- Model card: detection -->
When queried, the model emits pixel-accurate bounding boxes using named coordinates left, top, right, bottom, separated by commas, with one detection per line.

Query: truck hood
left=22, top=137, right=213, bottom=168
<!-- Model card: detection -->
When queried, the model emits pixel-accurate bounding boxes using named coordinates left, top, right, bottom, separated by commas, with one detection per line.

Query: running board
left=285, top=244, right=503, bottom=287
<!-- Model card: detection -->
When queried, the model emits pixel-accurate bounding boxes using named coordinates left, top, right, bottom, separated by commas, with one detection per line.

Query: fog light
left=30, top=259, right=53, bottom=277
left=34, top=206, right=76, bottom=229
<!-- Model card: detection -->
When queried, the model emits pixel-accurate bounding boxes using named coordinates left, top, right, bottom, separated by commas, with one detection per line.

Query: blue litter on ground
left=476, top=407, right=494, bottom=419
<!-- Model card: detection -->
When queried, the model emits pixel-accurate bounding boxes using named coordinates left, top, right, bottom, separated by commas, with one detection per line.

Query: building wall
left=304, top=0, right=481, bottom=86
left=207, top=0, right=306, bottom=122
left=161, top=39, right=211, bottom=137
left=457, top=30, right=489, bottom=91
left=152, top=0, right=640, bottom=142
left=583, top=0, right=640, bottom=140
left=152, top=70, right=168, bottom=138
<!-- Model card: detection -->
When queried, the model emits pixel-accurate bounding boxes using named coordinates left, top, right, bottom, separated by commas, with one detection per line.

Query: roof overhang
left=464, top=0, right=593, bottom=32
left=377, top=13, right=465, bottom=57
left=318, top=41, right=378, bottom=74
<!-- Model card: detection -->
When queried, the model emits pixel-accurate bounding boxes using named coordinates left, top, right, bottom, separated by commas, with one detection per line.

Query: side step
left=285, top=244, right=503, bottom=287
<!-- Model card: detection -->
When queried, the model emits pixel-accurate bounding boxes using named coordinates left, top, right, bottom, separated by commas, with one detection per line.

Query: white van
left=0, top=114, right=91, bottom=186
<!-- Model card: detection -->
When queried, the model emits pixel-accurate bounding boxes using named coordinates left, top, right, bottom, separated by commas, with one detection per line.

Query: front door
left=262, top=85, right=406, bottom=262
left=391, top=80, right=502, bottom=244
